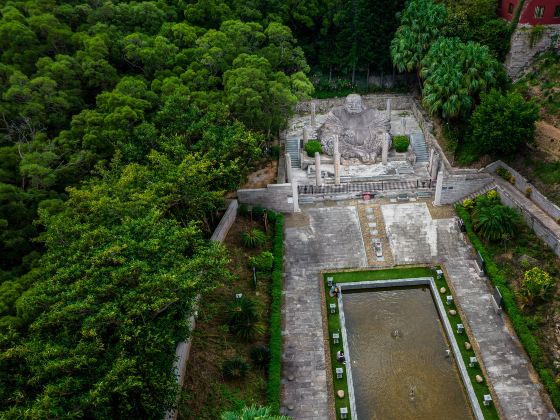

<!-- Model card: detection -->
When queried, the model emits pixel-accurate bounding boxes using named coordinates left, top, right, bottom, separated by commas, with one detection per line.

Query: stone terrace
left=281, top=200, right=557, bottom=420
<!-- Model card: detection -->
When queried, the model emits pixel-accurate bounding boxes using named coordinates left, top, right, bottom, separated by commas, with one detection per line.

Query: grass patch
left=324, top=267, right=498, bottom=420
left=532, top=160, right=560, bottom=185
left=456, top=205, right=560, bottom=412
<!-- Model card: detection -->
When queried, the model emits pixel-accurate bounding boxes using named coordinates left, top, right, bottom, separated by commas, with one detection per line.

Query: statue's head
left=344, top=94, right=363, bottom=114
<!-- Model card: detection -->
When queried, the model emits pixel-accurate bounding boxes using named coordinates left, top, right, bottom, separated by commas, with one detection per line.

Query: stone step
left=286, top=138, right=301, bottom=168
left=454, top=182, right=496, bottom=204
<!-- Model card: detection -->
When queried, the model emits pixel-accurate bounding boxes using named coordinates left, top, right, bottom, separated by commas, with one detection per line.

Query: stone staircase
left=454, top=182, right=496, bottom=204
left=410, top=133, right=429, bottom=163
left=286, top=137, right=300, bottom=168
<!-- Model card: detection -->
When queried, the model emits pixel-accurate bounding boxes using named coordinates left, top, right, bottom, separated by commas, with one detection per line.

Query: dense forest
left=0, top=0, right=521, bottom=418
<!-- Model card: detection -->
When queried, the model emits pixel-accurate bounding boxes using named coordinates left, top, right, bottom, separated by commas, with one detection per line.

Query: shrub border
left=267, top=212, right=284, bottom=413
left=456, top=204, right=560, bottom=411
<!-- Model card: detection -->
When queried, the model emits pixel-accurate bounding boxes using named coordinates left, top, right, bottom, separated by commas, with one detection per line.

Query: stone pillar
left=285, top=152, right=292, bottom=183
left=292, top=179, right=300, bottom=212
left=386, top=98, right=392, bottom=120
left=303, top=127, right=309, bottom=145
left=430, top=153, right=440, bottom=181
left=311, top=102, right=316, bottom=127
left=401, top=117, right=407, bottom=134
left=334, top=135, right=341, bottom=186
left=428, top=148, right=435, bottom=172
left=434, top=170, right=444, bottom=206
left=315, top=152, right=322, bottom=186
left=382, top=133, right=389, bottom=165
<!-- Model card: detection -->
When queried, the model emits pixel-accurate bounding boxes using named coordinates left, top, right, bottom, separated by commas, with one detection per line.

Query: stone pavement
left=282, top=204, right=367, bottom=419
left=281, top=200, right=557, bottom=419
left=380, top=202, right=557, bottom=419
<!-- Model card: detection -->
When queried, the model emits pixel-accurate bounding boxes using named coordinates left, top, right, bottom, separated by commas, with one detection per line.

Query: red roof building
left=500, top=0, right=560, bottom=25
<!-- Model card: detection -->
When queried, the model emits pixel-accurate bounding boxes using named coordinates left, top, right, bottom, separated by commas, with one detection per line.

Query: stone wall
left=497, top=185, right=560, bottom=255
left=296, top=93, right=413, bottom=114
left=485, top=160, right=560, bottom=221
left=165, top=200, right=238, bottom=420
left=435, top=172, right=494, bottom=205
left=237, top=183, right=295, bottom=213
left=505, top=24, right=560, bottom=79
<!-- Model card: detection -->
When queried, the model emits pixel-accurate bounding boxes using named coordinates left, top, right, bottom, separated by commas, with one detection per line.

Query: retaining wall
left=436, top=173, right=494, bottom=205
left=485, top=160, right=560, bottom=221
left=496, top=185, right=560, bottom=255
left=505, top=24, right=560, bottom=79
left=237, top=183, right=295, bottom=213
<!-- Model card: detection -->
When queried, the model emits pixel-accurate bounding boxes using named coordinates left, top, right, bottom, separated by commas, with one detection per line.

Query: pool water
left=341, top=286, right=473, bottom=420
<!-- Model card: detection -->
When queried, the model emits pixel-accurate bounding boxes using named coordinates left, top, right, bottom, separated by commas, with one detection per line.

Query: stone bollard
left=311, top=102, right=316, bottom=127
left=382, top=133, right=389, bottom=165
left=386, top=98, right=392, bottom=120
left=303, top=127, right=309, bottom=145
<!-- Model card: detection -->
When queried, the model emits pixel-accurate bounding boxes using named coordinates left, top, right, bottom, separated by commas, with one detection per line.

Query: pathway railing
left=297, top=179, right=434, bottom=195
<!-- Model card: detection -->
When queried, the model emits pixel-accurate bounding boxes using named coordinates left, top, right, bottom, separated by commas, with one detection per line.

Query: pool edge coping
left=337, top=277, right=485, bottom=420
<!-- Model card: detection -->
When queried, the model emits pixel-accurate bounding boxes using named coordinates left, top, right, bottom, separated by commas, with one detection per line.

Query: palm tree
left=221, top=405, right=292, bottom=420
left=472, top=204, right=521, bottom=242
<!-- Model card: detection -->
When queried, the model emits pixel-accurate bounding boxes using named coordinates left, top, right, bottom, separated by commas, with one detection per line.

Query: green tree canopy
left=468, top=89, right=540, bottom=156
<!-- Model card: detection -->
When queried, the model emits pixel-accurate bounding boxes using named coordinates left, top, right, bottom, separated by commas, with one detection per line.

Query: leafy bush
left=221, top=405, right=291, bottom=420
left=462, top=198, right=474, bottom=211
left=241, top=229, right=267, bottom=248
left=469, top=90, right=539, bottom=157
left=252, top=206, right=265, bottom=219
left=393, top=135, right=410, bottom=152
left=222, top=357, right=250, bottom=379
left=496, top=167, right=515, bottom=184
left=238, top=203, right=250, bottom=217
left=525, top=187, right=532, bottom=198
left=521, top=267, right=555, bottom=306
left=225, top=296, right=264, bottom=341
left=249, top=251, right=274, bottom=272
left=250, top=345, right=271, bottom=368
left=304, top=140, right=322, bottom=157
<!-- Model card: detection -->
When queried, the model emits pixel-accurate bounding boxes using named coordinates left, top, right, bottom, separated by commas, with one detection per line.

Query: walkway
left=282, top=204, right=367, bottom=419
left=383, top=202, right=557, bottom=419
left=281, top=200, right=557, bottom=419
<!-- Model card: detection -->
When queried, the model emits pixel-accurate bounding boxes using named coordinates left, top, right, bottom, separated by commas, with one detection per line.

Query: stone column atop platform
left=382, top=133, right=389, bottom=165
left=334, top=135, right=341, bottom=185
left=315, top=152, right=322, bottom=186
left=285, top=152, right=292, bottom=183
left=401, top=117, right=407, bottom=135
left=311, top=102, right=316, bottom=127
left=430, top=152, right=440, bottom=181
left=303, top=127, right=309, bottom=145
left=386, top=98, right=392, bottom=119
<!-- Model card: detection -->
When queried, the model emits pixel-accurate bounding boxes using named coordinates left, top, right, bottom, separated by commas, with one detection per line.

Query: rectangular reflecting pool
left=341, top=285, right=474, bottom=420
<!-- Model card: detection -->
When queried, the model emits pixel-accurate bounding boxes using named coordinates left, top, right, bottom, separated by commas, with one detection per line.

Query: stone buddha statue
left=318, top=94, right=391, bottom=163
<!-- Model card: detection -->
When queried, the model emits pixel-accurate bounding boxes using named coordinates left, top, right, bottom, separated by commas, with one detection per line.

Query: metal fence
left=298, top=179, right=433, bottom=195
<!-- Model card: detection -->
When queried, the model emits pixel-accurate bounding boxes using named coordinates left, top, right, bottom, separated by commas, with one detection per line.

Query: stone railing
left=296, top=93, right=413, bottom=114
left=238, top=183, right=298, bottom=213
left=485, top=160, right=560, bottom=222
left=164, top=200, right=238, bottom=420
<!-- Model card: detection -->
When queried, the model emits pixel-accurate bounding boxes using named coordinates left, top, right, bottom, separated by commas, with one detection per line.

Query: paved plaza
left=281, top=200, right=557, bottom=420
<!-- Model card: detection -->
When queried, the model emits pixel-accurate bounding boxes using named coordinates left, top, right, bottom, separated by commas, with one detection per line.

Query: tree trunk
left=329, top=66, right=332, bottom=83
left=351, top=65, right=356, bottom=85
left=366, top=65, right=370, bottom=90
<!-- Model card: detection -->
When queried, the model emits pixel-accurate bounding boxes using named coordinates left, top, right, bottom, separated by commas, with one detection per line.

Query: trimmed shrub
left=304, top=140, right=322, bottom=157
left=250, top=345, right=271, bottom=368
left=249, top=251, right=274, bottom=272
left=393, top=135, right=409, bottom=153
left=496, top=166, right=515, bottom=184
left=267, top=211, right=284, bottom=413
left=241, top=229, right=267, bottom=248
left=222, top=357, right=250, bottom=379
left=462, top=198, right=474, bottom=211
left=525, top=187, right=532, bottom=198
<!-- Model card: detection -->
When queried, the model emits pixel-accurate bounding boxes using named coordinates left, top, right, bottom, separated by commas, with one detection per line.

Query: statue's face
left=345, top=94, right=363, bottom=114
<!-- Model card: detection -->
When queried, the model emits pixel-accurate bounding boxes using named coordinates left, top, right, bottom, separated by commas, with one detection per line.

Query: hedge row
left=267, top=211, right=284, bottom=413
left=456, top=205, right=560, bottom=410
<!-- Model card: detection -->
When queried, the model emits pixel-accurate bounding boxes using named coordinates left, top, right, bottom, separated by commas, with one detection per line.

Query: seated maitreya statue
left=317, top=94, right=391, bottom=163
